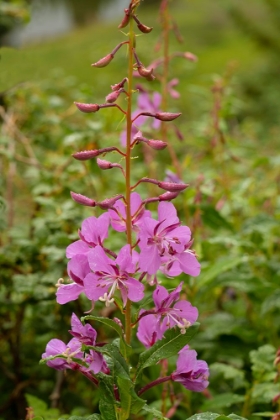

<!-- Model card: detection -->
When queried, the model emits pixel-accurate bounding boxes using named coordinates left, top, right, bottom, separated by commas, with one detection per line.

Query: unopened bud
left=183, top=52, right=198, bottom=62
left=159, top=191, right=180, bottom=201
left=98, top=194, right=124, bottom=210
left=137, top=65, right=155, bottom=81
left=118, top=8, right=130, bottom=29
left=158, top=181, right=189, bottom=192
left=72, top=150, right=100, bottom=160
left=92, top=54, right=114, bottom=68
left=111, top=77, right=128, bottom=91
left=73, top=146, right=117, bottom=161
left=137, top=23, right=153, bottom=33
left=106, top=88, right=124, bottom=104
left=155, top=112, right=182, bottom=121
left=97, top=158, right=113, bottom=170
left=147, top=139, right=167, bottom=150
left=70, top=191, right=96, bottom=207
left=74, top=102, right=100, bottom=113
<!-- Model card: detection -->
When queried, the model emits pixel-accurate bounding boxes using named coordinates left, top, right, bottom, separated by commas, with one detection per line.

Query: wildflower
left=42, top=338, right=82, bottom=370
left=137, top=313, right=165, bottom=348
left=109, top=192, right=151, bottom=233
left=56, top=254, right=90, bottom=304
left=171, top=345, right=209, bottom=392
left=84, top=245, right=144, bottom=306
left=66, top=213, right=110, bottom=258
left=138, top=202, right=191, bottom=274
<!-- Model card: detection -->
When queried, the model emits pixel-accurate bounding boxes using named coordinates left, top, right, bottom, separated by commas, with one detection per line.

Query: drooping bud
left=97, top=194, right=124, bottom=210
left=146, top=139, right=167, bottom=150
left=74, top=102, right=100, bottom=113
left=70, top=191, right=96, bottom=207
left=132, top=15, right=153, bottom=33
left=118, top=8, right=130, bottom=29
left=106, top=88, right=124, bottom=104
left=111, top=77, right=128, bottom=91
left=154, top=112, right=182, bottom=121
left=183, top=52, right=198, bottom=62
left=159, top=191, right=180, bottom=201
left=72, top=147, right=118, bottom=161
left=137, top=65, right=156, bottom=81
left=92, top=54, right=114, bottom=68
left=158, top=181, right=189, bottom=192
left=97, top=158, right=113, bottom=170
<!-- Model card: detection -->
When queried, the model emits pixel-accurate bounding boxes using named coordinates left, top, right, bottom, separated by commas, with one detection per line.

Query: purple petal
left=88, top=245, right=114, bottom=274
left=66, top=240, right=89, bottom=258
left=83, top=273, right=108, bottom=301
left=67, top=254, right=90, bottom=285
left=139, top=245, right=161, bottom=275
left=56, top=283, right=84, bottom=304
left=178, top=252, right=201, bottom=277
left=137, top=314, right=161, bottom=348
left=125, top=277, right=144, bottom=302
left=115, top=244, right=135, bottom=273
left=153, top=285, right=169, bottom=309
left=173, top=300, right=199, bottom=325
left=157, top=202, right=179, bottom=229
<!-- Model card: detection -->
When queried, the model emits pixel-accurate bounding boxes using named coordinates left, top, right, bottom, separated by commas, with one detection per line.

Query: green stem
left=124, top=16, right=135, bottom=346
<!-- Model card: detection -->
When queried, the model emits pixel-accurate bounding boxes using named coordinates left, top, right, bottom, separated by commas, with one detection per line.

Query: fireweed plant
left=41, top=1, right=209, bottom=418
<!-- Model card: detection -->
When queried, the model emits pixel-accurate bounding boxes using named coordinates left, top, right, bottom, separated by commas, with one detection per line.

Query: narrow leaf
left=135, top=324, right=199, bottom=380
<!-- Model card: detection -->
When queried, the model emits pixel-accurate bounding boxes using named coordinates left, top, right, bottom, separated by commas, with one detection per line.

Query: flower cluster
left=41, top=1, right=209, bottom=416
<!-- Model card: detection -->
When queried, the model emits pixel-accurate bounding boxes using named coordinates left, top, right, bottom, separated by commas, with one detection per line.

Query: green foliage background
left=0, top=0, right=280, bottom=419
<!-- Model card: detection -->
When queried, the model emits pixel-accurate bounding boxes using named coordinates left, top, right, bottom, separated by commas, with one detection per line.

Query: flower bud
left=72, top=150, right=100, bottom=160
left=98, top=194, right=124, bottom=210
left=158, top=181, right=189, bottom=192
left=146, top=140, right=167, bottom=150
left=92, top=54, right=114, bottom=68
left=111, top=77, right=128, bottom=91
left=118, top=9, right=130, bottom=28
left=97, top=158, right=113, bottom=170
left=155, top=112, right=182, bottom=121
left=72, top=146, right=118, bottom=161
left=70, top=191, right=96, bottom=207
left=105, top=88, right=124, bottom=104
left=137, top=65, right=155, bottom=81
left=159, top=191, right=180, bottom=201
left=183, top=52, right=198, bottom=62
left=137, top=23, right=153, bottom=33
left=74, top=102, right=100, bottom=113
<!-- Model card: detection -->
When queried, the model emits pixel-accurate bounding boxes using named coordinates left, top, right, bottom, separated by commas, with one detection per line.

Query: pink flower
left=138, top=202, right=192, bottom=274
left=56, top=254, right=90, bottom=304
left=66, top=212, right=110, bottom=258
left=137, top=283, right=198, bottom=345
left=171, top=345, right=209, bottom=392
left=109, top=192, right=151, bottom=233
left=84, top=245, right=144, bottom=306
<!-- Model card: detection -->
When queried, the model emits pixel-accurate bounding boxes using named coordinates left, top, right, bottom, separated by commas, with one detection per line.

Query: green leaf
left=186, top=412, right=221, bottom=420
left=228, top=415, right=248, bottom=420
left=135, top=324, right=199, bottom=380
left=117, top=377, right=132, bottom=420
left=201, top=393, right=245, bottom=411
left=140, top=404, right=168, bottom=419
left=93, top=342, right=130, bottom=379
left=97, top=373, right=117, bottom=420
left=198, top=256, right=248, bottom=287
left=82, top=316, right=123, bottom=339
left=82, top=315, right=129, bottom=357
left=250, top=344, right=276, bottom=380
left=61, top=416, right=101, bottom=420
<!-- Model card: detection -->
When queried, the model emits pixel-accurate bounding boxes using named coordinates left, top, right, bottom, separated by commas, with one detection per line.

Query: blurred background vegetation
left=0, top=0, right=280, bottom=419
